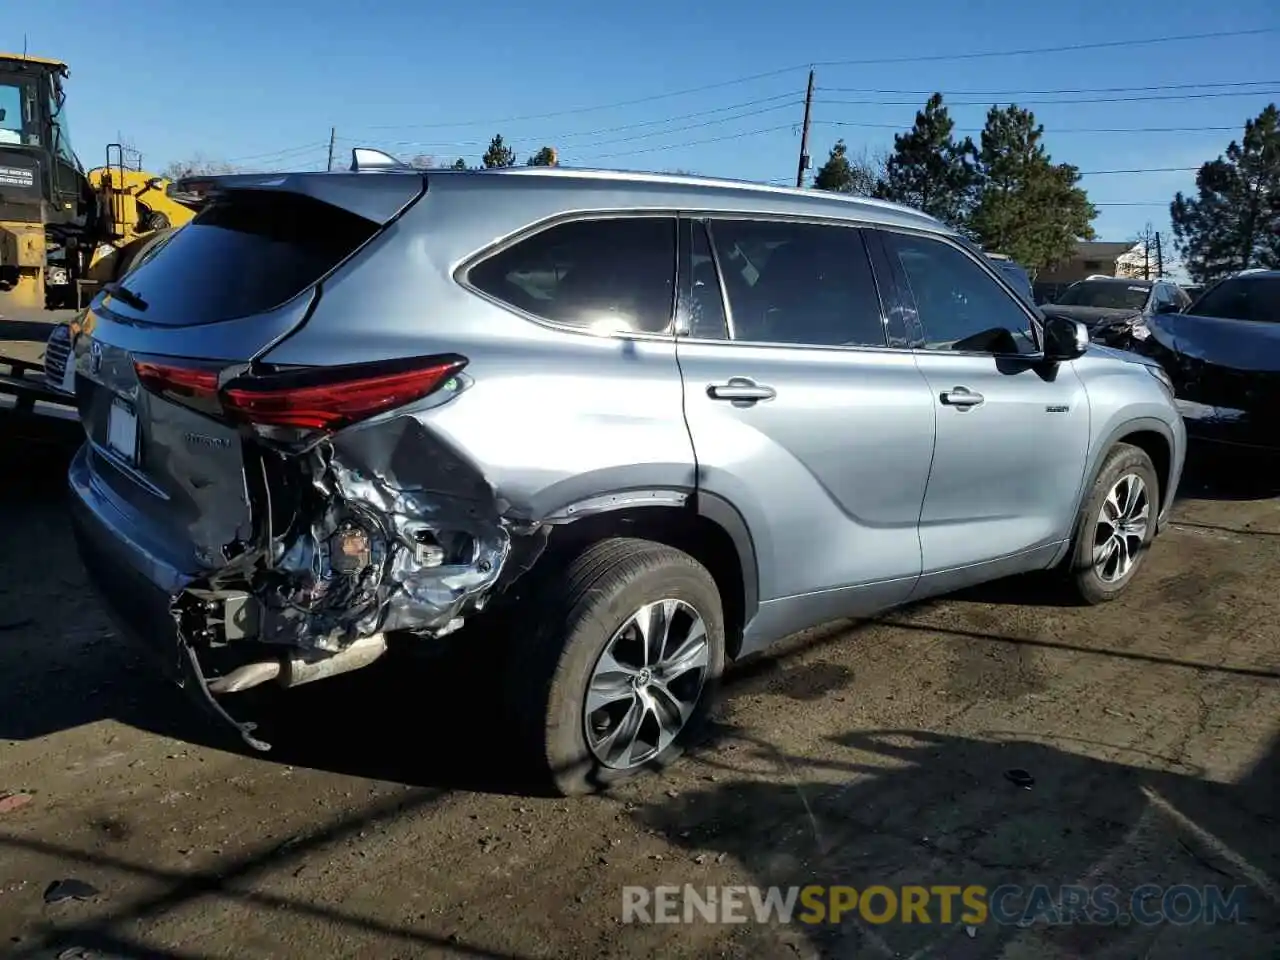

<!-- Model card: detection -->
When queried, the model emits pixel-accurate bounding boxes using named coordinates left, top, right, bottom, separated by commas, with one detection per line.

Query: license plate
left=107, top=399, right=138, bottom=462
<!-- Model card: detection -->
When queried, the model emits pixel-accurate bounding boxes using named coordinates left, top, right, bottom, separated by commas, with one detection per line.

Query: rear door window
left=467, top=216, right=677, bottom=334
left=108, top=190, right=380, bottom=326
left=703, top=219, right=887, bottom=348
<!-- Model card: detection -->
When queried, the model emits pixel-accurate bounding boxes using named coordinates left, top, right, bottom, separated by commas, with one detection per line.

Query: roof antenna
left=22, top=35, right=28, bottom=60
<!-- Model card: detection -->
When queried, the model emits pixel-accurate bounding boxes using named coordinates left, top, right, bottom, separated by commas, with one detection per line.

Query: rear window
left=466, top=216, right=677, bottom=334
left=108, top=190, right=379, bottom=326
left=1188, top=276, right=1280, bottom=323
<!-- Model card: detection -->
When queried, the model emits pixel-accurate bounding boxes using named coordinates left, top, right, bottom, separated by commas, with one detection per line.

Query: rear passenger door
left=872, top=229, right=1092, bottom=591
left=674, top=216, right=936, bottom=645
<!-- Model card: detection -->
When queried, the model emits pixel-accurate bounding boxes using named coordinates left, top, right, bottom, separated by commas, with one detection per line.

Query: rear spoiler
left=166, top=148, right=426, bottom=225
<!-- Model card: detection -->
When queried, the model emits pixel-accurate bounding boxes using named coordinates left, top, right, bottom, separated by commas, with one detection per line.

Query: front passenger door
left=875, top=230, right=1092, bottom=592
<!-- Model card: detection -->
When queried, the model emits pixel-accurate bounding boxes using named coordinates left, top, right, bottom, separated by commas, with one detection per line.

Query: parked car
left=1137, top=269, right=1280, bottom=451
left=66, top=162, right=1186, bottom=793
left=1040, top=277, right=1192, bottom=350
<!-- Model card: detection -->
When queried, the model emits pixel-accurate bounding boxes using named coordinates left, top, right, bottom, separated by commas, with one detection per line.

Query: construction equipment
left=0, top=52, right=199, bottom=311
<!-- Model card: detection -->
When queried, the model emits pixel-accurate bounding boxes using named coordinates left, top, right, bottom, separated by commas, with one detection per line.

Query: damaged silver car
left=68, top=156, right=1186, bottom=794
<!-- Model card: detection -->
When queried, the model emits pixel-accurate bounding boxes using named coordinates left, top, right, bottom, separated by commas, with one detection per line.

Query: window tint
left=1188, top=276, right=1280, bottom=323
left=110, top=190, right=380, bottom=326
left=705, top=219, right=886, bottom=347
left=1154, top=285, right=1175, bottom=307
left=468, top=217, right=676, bottom=334
left=883, top=232, right=1037, bottom=354
left=685, top=221, right=728, bottom=340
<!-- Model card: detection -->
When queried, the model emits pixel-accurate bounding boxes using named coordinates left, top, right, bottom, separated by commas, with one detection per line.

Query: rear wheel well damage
left=535, top=503, right=751, bottom=660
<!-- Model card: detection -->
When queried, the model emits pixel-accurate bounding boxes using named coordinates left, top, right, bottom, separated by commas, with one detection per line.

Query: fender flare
left=1056, top=415, right=1177, bottom=566
left=536, top=486, right=761, bottom=640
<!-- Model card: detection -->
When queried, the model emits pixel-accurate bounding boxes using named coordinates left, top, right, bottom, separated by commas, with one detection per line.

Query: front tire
left=1064, top=443, right=1160, bottom=604
left=508, top=537, right=725, bottom=796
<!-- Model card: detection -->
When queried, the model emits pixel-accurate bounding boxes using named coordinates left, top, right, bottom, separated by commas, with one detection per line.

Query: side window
left=467, top=217, right=676, bottom=334
left=684, top=221, right=728, bottom=340
left=882, top=231, right=1037, bottom=355
left=704, top=219, right=886, bottom=348
left=1153, top=285, right=1173, bottom=309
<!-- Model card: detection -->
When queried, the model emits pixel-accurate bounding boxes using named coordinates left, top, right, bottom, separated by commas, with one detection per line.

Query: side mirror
left=1043, top=315, right=1089, bottom=361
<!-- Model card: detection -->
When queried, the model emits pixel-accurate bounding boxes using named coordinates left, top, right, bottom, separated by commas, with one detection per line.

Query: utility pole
left=326, top=127, right=336, bottom=172
left=795, top=69, right=815, bottom=189
left=1144, top=237, right=1150, bottom=280
left=1155, top=231, right=1164, bottom=278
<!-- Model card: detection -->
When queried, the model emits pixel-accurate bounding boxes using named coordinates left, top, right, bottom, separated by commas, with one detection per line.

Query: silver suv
left=67, top=162, right=1186, bottom=793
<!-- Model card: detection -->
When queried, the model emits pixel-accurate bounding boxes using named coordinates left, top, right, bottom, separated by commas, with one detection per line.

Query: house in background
left=1032, top=240, right=1155, bottom=304
left=1037, top=241, right=1144, bottom=284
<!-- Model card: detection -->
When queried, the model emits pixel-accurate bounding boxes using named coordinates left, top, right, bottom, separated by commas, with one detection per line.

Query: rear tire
left=1063, top=443, right=1160, bottom=604
left=506, top=537, right=725, bottom=796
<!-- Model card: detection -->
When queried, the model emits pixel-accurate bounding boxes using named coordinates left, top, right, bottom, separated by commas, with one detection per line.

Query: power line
left=338, top=99, right=800, bottom=152
left=580, top=124, right=797, bottom=161
left=341, top=28, right=1276, bottom=133
left=817, top=79, right=1278, bottom=96
left=818, top=120, right=1238, bottom=134
left=810, top=27, right=1278, bottom=67
left=1078, top=167, right=1198, bottom=175
left=225, top=140, right=329, bottom=164
left=347, top=91, right=801, bottom=138
left=819, top=89, right=1280, bottom=107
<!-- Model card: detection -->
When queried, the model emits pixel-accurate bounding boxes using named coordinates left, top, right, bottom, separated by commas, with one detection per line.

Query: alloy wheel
left=583, top=599, right=710, bottom=770
left=1093, top=473, right=1150, bottom=583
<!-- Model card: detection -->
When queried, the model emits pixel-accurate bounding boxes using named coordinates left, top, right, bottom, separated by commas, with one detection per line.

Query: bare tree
left=161, top=155, right=238, bottom=180
left=1117, top=222, right=1160, bottom=279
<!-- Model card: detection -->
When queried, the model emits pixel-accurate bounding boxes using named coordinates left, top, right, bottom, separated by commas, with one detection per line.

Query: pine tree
left=968, top=105, right=1096, bottom=274
left=481, top=134, right=516, bottom=169
left=1170, top=103, right=1280, bottom=283
left=526, top=146, right=558, bottom=167
left=449, top=158, right=468, bottom=170
left=812, top=140, right=876, bottom=195
left=873, top=94, right=977, bottom=227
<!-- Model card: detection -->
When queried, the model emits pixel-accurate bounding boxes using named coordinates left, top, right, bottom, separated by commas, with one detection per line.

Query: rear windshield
left=1188, top=276, right=1280, bottom=323
left=108, top=190, right=379, bottom=326
left=1056, top=281, right=1150, bottom=311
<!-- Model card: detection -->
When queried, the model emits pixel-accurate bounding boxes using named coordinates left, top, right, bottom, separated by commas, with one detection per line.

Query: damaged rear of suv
left=68, top=158, right=719, bottom=791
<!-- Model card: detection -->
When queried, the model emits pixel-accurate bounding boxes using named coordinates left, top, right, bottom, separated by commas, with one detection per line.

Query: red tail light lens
left=134, top=360, right=223, bottom=416
left=134, top=355, right=467, bottom=431
left=223, top=356, right=467, bottom=430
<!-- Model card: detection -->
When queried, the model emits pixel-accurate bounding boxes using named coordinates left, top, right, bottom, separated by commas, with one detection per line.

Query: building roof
left=1075, top=241, right=1139, bottom=259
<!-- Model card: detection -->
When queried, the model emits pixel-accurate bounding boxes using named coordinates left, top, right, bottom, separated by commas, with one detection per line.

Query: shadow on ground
left=632, top=726, right=1280, bottom=958
left=2, top=726, right=1276, bottom=958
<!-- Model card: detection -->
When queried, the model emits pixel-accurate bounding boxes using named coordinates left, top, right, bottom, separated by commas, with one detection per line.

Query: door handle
left=940, top=386, right=985, bottom=408
left=707, top=377, right=776, bottom=403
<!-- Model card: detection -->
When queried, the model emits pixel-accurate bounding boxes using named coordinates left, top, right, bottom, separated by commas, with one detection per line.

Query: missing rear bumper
left=166, top=416, right=547, bottom=748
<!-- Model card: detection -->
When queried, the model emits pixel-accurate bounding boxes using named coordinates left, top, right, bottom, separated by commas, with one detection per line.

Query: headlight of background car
left=1144, top=363, right=1175, bottom=397
left=1129, top=317, right=1151, bottom=341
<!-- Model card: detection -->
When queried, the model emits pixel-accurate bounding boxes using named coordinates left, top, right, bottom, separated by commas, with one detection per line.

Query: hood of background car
left=1041, top=304, right=1142, bottom=328
left=1149, top=312, right=1280, bottom=373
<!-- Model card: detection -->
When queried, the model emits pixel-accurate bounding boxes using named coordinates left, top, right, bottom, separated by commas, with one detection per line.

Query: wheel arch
left=536, top=490, right=759, bottom=660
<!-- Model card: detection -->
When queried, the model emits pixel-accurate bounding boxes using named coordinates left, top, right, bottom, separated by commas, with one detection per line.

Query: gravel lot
left=0, top=422, right=1277, bottom=960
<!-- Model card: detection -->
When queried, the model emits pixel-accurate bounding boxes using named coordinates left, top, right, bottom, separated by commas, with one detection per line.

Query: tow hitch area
left=169, top=417, right=546, bottom=751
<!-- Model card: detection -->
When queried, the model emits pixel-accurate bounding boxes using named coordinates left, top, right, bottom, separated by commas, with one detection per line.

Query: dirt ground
left=0, top=421, right=1277, bottom=960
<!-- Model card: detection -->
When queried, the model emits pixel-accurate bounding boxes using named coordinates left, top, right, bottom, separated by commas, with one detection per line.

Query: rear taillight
left=134, top=355, right=467, bottom=431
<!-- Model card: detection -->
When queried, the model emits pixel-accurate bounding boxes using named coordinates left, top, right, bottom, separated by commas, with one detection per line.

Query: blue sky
left=8, top=0, right=1277, bottom=256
